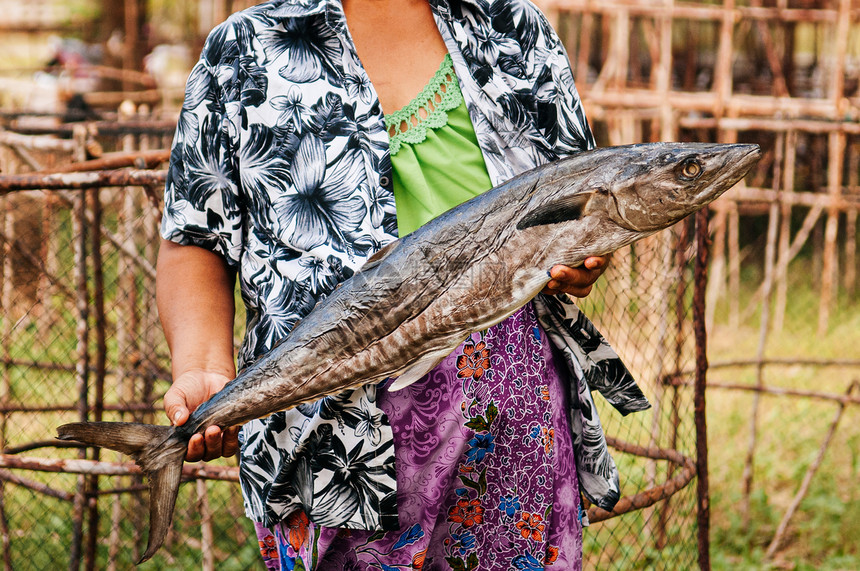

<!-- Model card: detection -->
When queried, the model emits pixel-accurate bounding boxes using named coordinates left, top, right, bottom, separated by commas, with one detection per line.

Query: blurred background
left=0, top=0, right=858, bottom=569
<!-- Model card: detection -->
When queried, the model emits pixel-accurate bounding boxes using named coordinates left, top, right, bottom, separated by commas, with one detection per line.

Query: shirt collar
left=263, top=0, right=484, bottom=21
left=264, top=0, right=329, bottom=18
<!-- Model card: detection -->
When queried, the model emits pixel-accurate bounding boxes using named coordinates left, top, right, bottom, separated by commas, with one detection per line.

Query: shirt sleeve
left=525, top=2, right=596, bottom=156
left=160, top=22, right=244, bottom=266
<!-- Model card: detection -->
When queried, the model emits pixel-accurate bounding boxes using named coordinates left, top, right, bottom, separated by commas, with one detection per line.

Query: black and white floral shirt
left=161, top=0, right=650, bottom=530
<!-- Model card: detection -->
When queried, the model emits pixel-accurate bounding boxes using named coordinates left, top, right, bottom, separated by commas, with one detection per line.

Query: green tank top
left=385, top=54, right=493, bottom=236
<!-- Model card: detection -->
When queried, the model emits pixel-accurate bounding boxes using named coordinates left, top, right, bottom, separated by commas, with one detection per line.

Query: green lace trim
left=385, top=54, right=463, bottom=156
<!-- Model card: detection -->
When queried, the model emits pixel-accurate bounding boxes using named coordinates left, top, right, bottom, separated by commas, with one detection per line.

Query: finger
left=550, top=265, right=587, bottom=283
left=202, top=425, right=224, bottom=461
left=549, top=265, right=568, bottom=281
left=554, top=264, right=602, bottom=287
left=222, top=426, right=240, bottom=457
left=563, top=283, right=594, bottom=298
left=583, top=256, right=609, bottom=271
left=164, top=390, right=189, bottom=427
left=186, top=433, right=205, bottom=462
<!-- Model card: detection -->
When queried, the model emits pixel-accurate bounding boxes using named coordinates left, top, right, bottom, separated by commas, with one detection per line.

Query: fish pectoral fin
left=387, top=350, right=450, bottom=391
left=516, top=192, right=594, bottom=230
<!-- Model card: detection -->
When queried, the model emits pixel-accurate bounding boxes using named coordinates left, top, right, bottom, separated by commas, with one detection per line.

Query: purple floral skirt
left=253, top=303, right=583, bottom=570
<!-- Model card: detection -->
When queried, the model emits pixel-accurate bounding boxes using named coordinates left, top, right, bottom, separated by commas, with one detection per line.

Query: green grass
left=705, top=255, right=860, bottom=569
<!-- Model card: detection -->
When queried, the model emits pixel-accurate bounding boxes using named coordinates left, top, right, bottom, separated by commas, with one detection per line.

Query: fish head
left=591, top=142, right=761, bottom=232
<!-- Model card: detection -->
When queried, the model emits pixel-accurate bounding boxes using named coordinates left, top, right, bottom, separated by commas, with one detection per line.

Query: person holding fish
left=156, top=0, right=651, bottom=568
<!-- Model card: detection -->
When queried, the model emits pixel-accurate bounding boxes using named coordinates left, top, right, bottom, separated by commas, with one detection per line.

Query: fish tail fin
left=57, top=421, right=187, bottom=564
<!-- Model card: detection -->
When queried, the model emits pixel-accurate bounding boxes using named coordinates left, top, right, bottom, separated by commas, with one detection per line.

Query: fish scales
left=57, top=142, right=761, bottom=563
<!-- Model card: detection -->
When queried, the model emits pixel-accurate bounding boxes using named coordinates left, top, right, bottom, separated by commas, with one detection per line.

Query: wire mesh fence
left=0, top=116, right=706, bottom=569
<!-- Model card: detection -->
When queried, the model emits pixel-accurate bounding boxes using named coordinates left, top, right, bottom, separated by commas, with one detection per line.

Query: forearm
left=156, top=239, right=237, bottom=379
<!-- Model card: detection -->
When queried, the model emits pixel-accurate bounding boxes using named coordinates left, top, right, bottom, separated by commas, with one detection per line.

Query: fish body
left=58, top=142, right=761, bottom=562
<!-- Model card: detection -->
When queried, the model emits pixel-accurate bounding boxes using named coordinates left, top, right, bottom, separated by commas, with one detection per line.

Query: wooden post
left=845, top=142, right=858, bottom=297
left=694, top=209, right=712, bottom=571
left=705, top=205, right=727, bottom=331
left=84, top=186, right=106, bottom=571
left=196, top=480, right=215, bottom=571
left=818, top=131, right=845, bottom=335
left=69, top=126, right=89, bottom=571
left=0, top=194, right=13, bottom=571
left=774, top=130, right=798, bottom=332
left=728, top=203, right=740, bottom=329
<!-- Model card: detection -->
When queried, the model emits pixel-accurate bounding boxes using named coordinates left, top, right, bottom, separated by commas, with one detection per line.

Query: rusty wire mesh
left=0, top=118, right=704, bottom=569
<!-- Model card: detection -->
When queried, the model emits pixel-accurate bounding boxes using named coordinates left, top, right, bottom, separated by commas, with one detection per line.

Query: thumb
left=163, top=388, right=190, bottom=426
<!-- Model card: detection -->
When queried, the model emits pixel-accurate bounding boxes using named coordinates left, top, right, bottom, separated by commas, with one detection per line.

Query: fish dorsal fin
left=360, top=240, right=400, bottom=272
left=516, top=192, right=593, bottom=230
left=387, top=349, right=450, bottom=391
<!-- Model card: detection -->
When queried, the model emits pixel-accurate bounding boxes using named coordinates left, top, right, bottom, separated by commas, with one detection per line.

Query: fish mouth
left=697, top=143, right=762, bottom=202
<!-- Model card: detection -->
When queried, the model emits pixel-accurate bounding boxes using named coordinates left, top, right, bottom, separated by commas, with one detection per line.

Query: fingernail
left=174, top=411, right=182, bottom=423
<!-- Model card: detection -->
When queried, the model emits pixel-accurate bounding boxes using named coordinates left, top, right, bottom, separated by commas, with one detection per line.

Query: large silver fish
left=58, top=142, right=760, bottom=562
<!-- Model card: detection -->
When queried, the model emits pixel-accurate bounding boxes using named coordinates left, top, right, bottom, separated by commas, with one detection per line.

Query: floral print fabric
left=160, top=0, right=650, bottom=533
left=254, top=304, right=583, bottom=570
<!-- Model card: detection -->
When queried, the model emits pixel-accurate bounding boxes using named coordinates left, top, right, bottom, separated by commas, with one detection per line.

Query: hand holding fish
left=164, top=370, right=239, bottom=461
left=542, top=256, right=610, bottom=297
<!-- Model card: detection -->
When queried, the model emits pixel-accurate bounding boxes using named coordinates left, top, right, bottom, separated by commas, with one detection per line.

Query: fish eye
left=678, top=158, right=703, bottom=181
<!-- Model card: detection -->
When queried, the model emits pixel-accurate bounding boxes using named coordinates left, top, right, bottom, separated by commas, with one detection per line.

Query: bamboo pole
left=35, top=150, right=170, bottom=174
left=728, top=203, right=740, bottom=329
left=6, top=121, right=177, bottom=138
left=732, top=186, right=860, bottom=208
left=69, top=126, right=89, bottom=571
left=657, top=0, right=674, bottom=143
left=0, top=456, right=239, bottom=481
left=138, top=106, right=160, bottom=423
left=714, top=0, right=734, bottom=120
left=0, top=131, right=76, bottom=153
left=704, top=379, right=860, bottom=406
left=84, top=187, right=106, bottom=571
left=196, top=480, right=215, bottom=571
left=0, top=469, right=73, bottom=501
left=0, top=402, right=159, bottom=414
left=705, top=205, right=727, bottom=331
left=0, top=184, right=13, bottom=571
left=845, top=142, right=858, bottom=296
left=818, top=131, right=845, bottom=334
left=37, top=193, right=60, bottom=324
left=748, top=0, right=789, bottom=97
left=0, top=170, right=168, bottom=193
left=774, top=130, right=798, bottom=332
left=576, top=10, right=594, bottom=83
